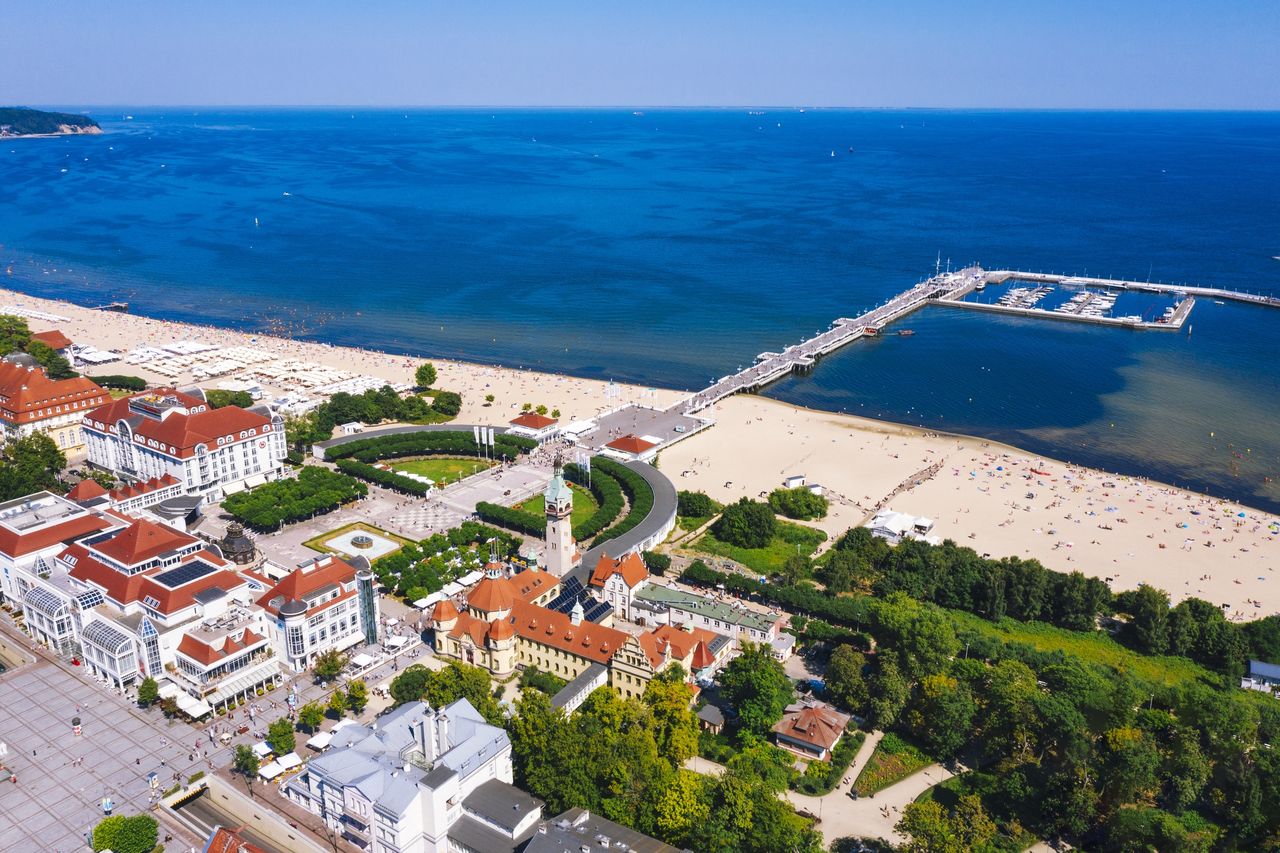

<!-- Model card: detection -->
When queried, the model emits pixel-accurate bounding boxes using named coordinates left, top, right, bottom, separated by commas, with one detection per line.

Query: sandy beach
left=5, top=286, right=1277, bottom=618
left=662, top=395, right=1280, bottom=619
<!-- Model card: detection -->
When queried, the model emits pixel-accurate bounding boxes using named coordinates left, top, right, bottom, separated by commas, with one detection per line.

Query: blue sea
left=3, top=109, right=1279, bottom=510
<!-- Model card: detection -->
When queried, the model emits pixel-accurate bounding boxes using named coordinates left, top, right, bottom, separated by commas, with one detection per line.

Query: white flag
left=487, top=427, right=495, bottom=446
left=473, top=425, right=480, bottom=445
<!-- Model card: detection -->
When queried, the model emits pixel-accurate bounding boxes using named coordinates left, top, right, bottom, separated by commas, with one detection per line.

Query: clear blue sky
left=4, top=0, right=1277, bottom=108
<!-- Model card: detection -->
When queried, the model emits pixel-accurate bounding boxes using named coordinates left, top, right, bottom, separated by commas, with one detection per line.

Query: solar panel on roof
left=152, top=559, right=218, bottom=589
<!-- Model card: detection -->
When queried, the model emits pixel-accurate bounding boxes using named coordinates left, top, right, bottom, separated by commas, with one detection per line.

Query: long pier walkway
left=671, top=265, right=1277, bottom=415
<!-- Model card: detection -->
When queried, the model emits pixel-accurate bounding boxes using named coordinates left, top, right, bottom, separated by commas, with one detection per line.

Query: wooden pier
left=671, top=265, right=1276, bottom=415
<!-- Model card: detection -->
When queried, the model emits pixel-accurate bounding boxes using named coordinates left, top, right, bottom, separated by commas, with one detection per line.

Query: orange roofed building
left=82, top=387, right=286, bottom=498
left=12, top=511, right=279, bottom=716
left=0, top=355, right=108, bottom=454
left=253, top=553, right=380, bottom=672
left=588, top=551, right=650, bottom=620
left=432, top=557, right=661, bottom=701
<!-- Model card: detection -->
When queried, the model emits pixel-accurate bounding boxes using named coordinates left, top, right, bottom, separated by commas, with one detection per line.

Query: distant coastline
left=0, top=106, right=101, bottom=138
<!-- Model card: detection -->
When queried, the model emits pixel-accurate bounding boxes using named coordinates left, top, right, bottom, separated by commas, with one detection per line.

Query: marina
left=675, top=265, right=1275, bottom=414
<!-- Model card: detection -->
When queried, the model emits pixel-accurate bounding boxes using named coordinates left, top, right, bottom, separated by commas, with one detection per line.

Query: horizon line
left=18, top=103, right=1280, bottom=114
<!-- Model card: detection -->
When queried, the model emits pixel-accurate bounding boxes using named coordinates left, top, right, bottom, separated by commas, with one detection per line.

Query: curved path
left=573, top=459, right=678, bottom=580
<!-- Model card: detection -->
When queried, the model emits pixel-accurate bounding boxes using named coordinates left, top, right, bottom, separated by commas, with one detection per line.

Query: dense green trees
left=222, top=467, right=366, bottom=530
left=312, top=648, right=348, bottom=683
left=0, top=314, right=76, bottom=377
left=711, top=498, right=776, bottom=548
left=589, top=457, right=656, bottom=545
left=507, top=685, right=821, bottom=853
left=232, top=744, right=260, bottom=796
left=0, top=432, right=66, bottom=500
left=390, top=662, right=504, bottom=725
left=325, top=429, right=534, bottom=462
left=92, top=374, right=148, bottom=391
left=297, top=701, right=325, bottom=732
left=267, top=718, right=296, bottom=754
left=430, top=390, right=462, bottom=416
left=0, top=107, right=100, bottom=135
left=25, top=339, right=75, bottom=378
left=717, top=642, right=793, bottom=735
left=373, top=522, right=517, bottom=602
left=562, top=462, right=624, bottom=540
left=475, top=501, right=544, bottom=536
left=677, top=490, right=718, bottom=519
left=90, top=814, right=158, bottom=853
left=767, top=486, right=829, bottom=520
left=136, top=676, right=159, bottom=708
left=680, top=553, right=1280, bottom=849
left=414, top=362, right=437, bottom=389
left=205, top=388, right=254, bottom=408
left=641, top=550, right=671, bottom=574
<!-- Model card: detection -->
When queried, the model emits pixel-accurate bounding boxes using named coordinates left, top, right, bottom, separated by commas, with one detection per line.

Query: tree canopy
left=0, top=432, right=66, bottom=500
left=711, top=498, right=776, bottom=549
left=91, top=814, right=157, bottom=853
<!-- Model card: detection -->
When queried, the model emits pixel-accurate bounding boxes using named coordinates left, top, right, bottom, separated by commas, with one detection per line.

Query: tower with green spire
left=544, top=455, right=575, bottom=576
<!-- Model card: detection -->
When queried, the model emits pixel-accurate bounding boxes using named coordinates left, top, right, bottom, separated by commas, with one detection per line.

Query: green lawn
left=948, top=610, right=1212, bottom=689
left=853, top=733, right=932, bottom=796
left=515, top=483, right=599, bottom=529
left=390, top=456, right=494, bottom=486
left=693, top=520, right=827, bottom=576
left=678, top=514, right=714, bottom=532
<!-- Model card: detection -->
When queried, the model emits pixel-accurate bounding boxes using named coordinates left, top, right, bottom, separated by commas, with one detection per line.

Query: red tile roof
left=83, top=388, right=273, bottom=459
left=0, top=510, right=117, bottom=558
left=177, top=628, right=266, bottom=667
left=204, top=827, right=269, bottom=853
left=507, top=600, right=629, bottom=664
left=509, top=413, right=558, bottom=429
left=604, top=434, right=657, bottom=455
left=31, top=329, right=73, bottom=350
left=638, top=624, right=724, bottom=670
left=0, top=361, right=108, bottom=426
left=467, top=574, right=517, bottom=614
left=511, top=568, right=559, bottom=602
left=432, top=598, right=460, bottom=621
left=136, top=563, right=246, bottom=613
left=773, top=702, right=851, bottom=752
left=256, top=555, right=357, bottom=617
left=589, top=552, right=648, bottom=590
left=109, top=473, right=180, bottom=502
left=93, top=517, right=196, bottom=566
left=67, top=479, right=109, bottom=501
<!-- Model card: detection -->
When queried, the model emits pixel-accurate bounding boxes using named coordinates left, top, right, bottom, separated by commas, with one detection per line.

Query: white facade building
left=285, top=699, right=541, bottom=853
left=253, top=554, right=380, bottom=672
left=82, top=388, right=286, bottom=499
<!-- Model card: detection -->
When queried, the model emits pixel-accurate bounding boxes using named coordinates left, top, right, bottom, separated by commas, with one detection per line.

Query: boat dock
left=671, top=265, right=1276, bottom=415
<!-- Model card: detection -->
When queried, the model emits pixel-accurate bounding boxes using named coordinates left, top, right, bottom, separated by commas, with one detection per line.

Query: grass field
left=948, top=609, right=1213, bottom=689
left=853, top=733, right=932, bottom=796
left=390, top=456, right=494, bottom=486
left=693, top=520, right=827, bottom=576
left=515, top=483, right=599, bottom=529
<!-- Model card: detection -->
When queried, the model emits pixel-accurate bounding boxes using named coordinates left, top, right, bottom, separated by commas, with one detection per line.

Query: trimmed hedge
left=325, top=430, right=535, bottom=463
left=335, top=459, right=432, bottom=496
left=563, top=463, right=624, bottom=541
left=93, top=374, right=148, bottom=391
left=592, top=457, right=655, bottom=545
left=223, top=467, right=367, bottom=531
left=475, top=502, right=545, bottom=537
